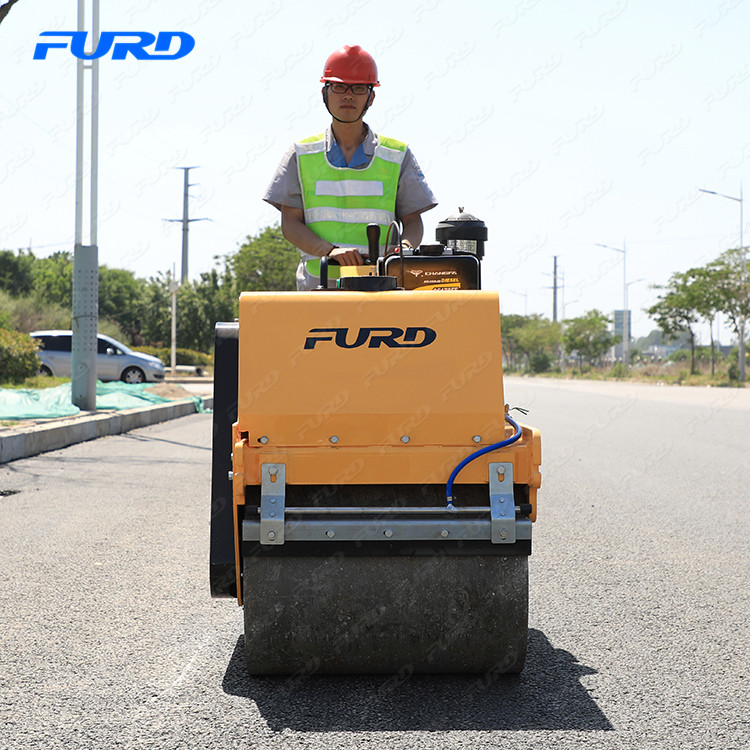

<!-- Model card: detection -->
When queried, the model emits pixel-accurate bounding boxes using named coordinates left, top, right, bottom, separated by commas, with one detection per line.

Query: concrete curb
left=0, top=395, right=214, bottom=464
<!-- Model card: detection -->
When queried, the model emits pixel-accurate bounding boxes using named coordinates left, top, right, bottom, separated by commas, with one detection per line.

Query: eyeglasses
left=327, top=83, right=372, bottom=95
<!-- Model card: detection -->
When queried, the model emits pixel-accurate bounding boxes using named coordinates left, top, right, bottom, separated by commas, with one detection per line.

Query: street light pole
left=596, top=241, right=629, bottom=366
left=508, top=289, right=528, bottom=316
left=72, top=0, right=100, bottom=411
left=699, top=185, right=745, bottom=383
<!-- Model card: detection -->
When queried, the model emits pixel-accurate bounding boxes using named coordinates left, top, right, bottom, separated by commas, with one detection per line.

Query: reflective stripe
left=315, top=180, right=384, bottom=197
left=306, top=207, right=396, bottom=225
left=296, top=139, right=326, bottom=155
left=295, top=132, right=405, bottom=250
left=374, top=144, right=406, bottom=165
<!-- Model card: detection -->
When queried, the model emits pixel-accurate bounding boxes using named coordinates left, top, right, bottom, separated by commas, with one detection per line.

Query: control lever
left=366, top=223, right=380, bottom=264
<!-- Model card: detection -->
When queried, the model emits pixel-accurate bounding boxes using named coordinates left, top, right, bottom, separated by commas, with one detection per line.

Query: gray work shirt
left=263, top=124, right=437, bottom=218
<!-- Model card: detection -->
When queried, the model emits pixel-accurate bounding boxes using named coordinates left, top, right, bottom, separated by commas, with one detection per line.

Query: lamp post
left=596, top=241, right=629, bottom=365
left=508, top=289, right=528, bottom=316
left=560, top=295, right=578, bottom=371
left=626, top=278, right=645, bottom=358
left=699, top=185, right=745, bottom=383
left=72, top=0, right=100, bottom=410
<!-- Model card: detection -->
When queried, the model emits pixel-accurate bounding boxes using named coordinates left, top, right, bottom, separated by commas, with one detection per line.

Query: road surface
left=0, top=377, right=747, bottom=749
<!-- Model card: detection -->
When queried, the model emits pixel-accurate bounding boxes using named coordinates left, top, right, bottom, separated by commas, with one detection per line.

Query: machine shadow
left=222, top=628, right=612, bottom=732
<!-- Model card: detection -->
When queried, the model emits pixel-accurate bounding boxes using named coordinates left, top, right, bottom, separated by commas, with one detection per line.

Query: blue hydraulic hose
left=445, top=414, right=523, bottom=508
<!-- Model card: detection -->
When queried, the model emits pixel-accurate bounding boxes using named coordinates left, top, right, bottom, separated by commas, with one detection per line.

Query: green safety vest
left=295, top=132, right=407, bottom=252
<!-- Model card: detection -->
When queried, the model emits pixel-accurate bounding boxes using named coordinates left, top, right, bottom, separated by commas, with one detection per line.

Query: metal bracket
left=489, top=462, right=515, bottom=544
left=259, top=463, right=286, bottom=545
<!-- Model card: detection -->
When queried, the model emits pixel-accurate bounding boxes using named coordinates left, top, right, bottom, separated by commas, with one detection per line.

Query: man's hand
left=328, top=247, right=364, bottom=265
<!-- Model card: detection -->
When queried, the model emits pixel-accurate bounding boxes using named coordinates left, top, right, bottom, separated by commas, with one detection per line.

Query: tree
left=31, top=251, right=73, bottom=308
left=646, top=271, right=701, bottom=375
left=500, top=314, right=527, bottom=371
left=230, top=224, right=299, bottom=292
left=137, top=266, right=237, bottom=353
left=685, top=265, right=724, bottom=375
left=139, top=273, right=172, bottom=346
left=189, top=267, right=236, bottom=347
left=514, top=315, right=561, bottom=373
left=175, top=270, right=235, bottom=353
left=706, top=248, right=750, bottom=370
left=98, top=266, right=145, bottom=340
left=563, top=310, right=618, bottom=372
left=0, top=249, right=34, bottom=296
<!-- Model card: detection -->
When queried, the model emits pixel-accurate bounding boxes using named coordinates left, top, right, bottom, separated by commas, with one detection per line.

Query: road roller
left=210, top=210, right=542, bottom=674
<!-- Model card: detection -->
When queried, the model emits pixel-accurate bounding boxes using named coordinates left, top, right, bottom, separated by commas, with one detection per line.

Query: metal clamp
left=259, top=463, right=286, bottom=545
left=489, top=462, right=515, bottom=544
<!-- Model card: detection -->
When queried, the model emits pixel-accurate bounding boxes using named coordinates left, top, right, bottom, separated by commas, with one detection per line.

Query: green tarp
left=0, top=382, right=206, bottom=420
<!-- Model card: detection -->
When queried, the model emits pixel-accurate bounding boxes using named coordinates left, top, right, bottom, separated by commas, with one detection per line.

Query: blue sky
left=1, top=0, right=749, bottom=340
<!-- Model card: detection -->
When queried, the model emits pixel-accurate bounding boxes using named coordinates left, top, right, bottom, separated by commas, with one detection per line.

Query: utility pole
left=71, top=0, right=100, bottom=411
left=164, top=167, right=209, bottom=374
left=552, top=255, right=558, bottom=323
left=166, top=166, right=208, bottom=283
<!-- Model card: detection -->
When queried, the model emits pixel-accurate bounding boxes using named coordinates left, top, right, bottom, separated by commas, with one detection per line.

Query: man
left=264, top=44, right=437, bottom=289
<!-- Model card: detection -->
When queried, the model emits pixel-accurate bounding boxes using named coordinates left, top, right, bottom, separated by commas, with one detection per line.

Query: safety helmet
left=321, top=45, right=380, bottom=86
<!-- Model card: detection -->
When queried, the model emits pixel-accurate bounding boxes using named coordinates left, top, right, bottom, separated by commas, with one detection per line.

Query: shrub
left=98, top=318, right=128, bottom=344
left=0, top=328, right=40, bottom=383
left=135, top=345, right=212, bottom=367
left=528, top=351, right=551, bottom=373
left=610, top=362, right=629, bottom=379
left=667, top=349, right=689, bottom=362
left=0, top=290, right=71, bottom=333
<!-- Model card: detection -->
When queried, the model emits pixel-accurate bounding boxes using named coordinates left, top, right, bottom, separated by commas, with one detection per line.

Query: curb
left=0, top=395, right=214, bottom=464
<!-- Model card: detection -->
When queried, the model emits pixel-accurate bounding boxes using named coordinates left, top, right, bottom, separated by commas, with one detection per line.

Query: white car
left=30, top=330, right=166, bottom=384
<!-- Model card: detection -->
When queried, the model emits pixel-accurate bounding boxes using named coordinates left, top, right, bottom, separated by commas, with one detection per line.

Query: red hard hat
left=321, top=44, right=380, bottom=86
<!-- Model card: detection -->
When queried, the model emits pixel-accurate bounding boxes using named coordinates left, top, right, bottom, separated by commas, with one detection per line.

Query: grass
left=0, top=375, right=70, bottom=390
left=525, top=360, right=746, bottom=388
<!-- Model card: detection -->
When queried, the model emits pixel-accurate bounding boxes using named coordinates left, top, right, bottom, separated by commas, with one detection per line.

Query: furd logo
left=304, top=327, right=437, bottom=350
left=33, top=31, right=195, bottom=60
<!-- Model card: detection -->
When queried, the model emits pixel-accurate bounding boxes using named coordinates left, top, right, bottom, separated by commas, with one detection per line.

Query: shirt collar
left=325, top=123, right=376, bottom=156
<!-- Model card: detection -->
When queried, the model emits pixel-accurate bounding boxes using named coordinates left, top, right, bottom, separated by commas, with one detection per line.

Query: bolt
left=325, top=529, right=335, bottom=538
left=227, top=470, right=234, bottom=481
left=269, top=511, right=275, bottom=518
left=499, top=529, right=509, bottom=541
left=440, top=529, right=449, bottom=538
left=269, top=465, right=277, bottom=475
left=473, top=435, right=481, bottom=443
left=500, top=510, right=506, bottom=517
left=259, top=436, right=268, bottom=444
left=499, top=497, right=506, bottom=503
left=401, top=435, right=410, bottom=444
left=384, top=529, right=394, bottom=538
left=330, top=436, right=339, bottom=444
left=267, top=530, right=276, bottom=541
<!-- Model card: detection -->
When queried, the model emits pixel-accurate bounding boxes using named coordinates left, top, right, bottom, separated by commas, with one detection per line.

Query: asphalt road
left=0, top=378, right=748, bottom=749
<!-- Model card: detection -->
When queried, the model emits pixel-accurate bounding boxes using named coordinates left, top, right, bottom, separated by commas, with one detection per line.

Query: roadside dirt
left=144, top=383, right=195, bottom=400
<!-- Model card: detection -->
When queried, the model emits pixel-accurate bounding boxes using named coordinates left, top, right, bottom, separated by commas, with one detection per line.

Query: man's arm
left=399, top=211, right=425, bottom=250
left=281, top=206, right=364, bottom=265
